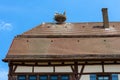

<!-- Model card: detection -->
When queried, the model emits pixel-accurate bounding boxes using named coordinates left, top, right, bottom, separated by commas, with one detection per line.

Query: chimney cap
left=102, top=8, right=108, bottom=11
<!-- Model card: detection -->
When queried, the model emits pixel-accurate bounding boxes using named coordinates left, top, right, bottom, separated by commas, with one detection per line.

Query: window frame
left=17, top=74, right=70, bottom=80
left=61, top=75, right=69, bottom=80
left=29, top=75, right=37, bottom=80
left=50, top=75, right=59, bottom=80
left=17, top=75, right=26, bottom=80
left=97, top=75, right=111, bottom=80
left=39, top=75, right=48, bottom=80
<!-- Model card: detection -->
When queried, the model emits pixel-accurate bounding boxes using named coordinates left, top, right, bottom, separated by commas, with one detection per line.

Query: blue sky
left=0, top=0, right=120, bottom=80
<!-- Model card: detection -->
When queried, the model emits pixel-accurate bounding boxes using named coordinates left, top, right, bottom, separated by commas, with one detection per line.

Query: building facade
left=3, top=8, right=120, bottom=80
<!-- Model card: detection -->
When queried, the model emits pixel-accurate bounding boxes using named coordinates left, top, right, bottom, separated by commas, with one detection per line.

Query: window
left=29, top=75, right=37, bottom=80
left=18, top=75, right=26, bottom=80
left=50, top=75, right=58, bottom=80
left=90, top=74, right=96, bottom=80
left=39, top=75, right=48, bottom=80
left=112, top=74, right=118, bottom=80
left=97, top=76, right=109, bottom=80
left=90, top=74, right=118, bottom=80
left=18, top=74, right=70, bottom=80
left=61, top=75, right=69, bottom=80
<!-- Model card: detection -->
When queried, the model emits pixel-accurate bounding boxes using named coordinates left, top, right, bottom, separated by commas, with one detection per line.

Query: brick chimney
left=102, top=8, right=109, bottom=28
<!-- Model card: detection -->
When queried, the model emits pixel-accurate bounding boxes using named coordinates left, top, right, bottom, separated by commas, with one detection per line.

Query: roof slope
left=3, top=22, right=120, bottom=61
left=22, top=22, right=120, bottom=36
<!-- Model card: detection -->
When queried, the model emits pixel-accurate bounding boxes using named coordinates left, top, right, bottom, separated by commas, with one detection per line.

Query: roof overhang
left=3, top=54, right=120, bottom=62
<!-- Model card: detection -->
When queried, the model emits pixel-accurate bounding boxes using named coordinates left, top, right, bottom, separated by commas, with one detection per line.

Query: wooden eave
left=3, top=54, right=120, bottom=62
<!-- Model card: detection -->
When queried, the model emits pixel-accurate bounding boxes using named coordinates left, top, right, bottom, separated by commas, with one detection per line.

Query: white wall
left=104, top=65, right=120, bottom=72
left=55, top=66, right=72, bottom=72
left=34, top=67, right=53, bottom=72
left=15, top=65, right=120, bottom=73
left=15, top=66, right=32, bottom=72
left=84, top=65, right=102, bottom=73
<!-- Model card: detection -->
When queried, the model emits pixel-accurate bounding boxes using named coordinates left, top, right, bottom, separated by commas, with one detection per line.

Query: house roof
left=3, top=22, right=120, bottom=62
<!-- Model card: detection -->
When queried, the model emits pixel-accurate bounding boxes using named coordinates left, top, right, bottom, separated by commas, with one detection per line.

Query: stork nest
left=54, top=14, right=66, bottom=23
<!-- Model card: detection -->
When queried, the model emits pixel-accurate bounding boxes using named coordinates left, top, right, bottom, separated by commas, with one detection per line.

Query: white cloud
left=0, top=68, right=8, bottom=80
left=0, top=20, right=13, bottom=31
